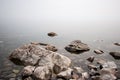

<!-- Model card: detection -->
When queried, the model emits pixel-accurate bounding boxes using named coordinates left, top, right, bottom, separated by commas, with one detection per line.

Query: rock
left=57, top=68, right=73, bottom=79
left=101, top=61, right=117, bottom=69
left=31, top=42, right=58, bottom=52
left=52, top=52, right=71, bottom=74
left=71, top=67, right=84, bottom=80
left=82, top=72, right=89, bottom=79
left=65, top=40, right=90, bottom=53
left=87, top=56, right=95, bottom=62
left=45, top=45, right=58, bottom=52
left=109, top=52, right=120, bottom=59
left=87, top=64, right=97, bottom=71
left=21, top=66, right=35, bottom=77
left=114, top=43, right=120, bottom=46
left=100, top=68, right=117, bottom=80
left=94, top=49, right=104, bottom=54
left=47, top=32, right=57, bottom=37
left=33, top=66, right=51, bottom=80
left=12, top=69, right=19, bottom=74
left=115, top=68, right=120, bottom=79
left=9, top=43, right=71, bottom=80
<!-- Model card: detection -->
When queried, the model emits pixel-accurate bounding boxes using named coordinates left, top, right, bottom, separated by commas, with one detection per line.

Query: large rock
left=109, top=52, right=120, bottom=59
left=65, top=40, right=90, bottom=53
left=9, top=43, right=71, bottom=80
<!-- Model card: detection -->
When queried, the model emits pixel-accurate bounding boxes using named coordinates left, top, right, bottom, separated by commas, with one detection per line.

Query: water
left=0, top=22, right=120, bottom=79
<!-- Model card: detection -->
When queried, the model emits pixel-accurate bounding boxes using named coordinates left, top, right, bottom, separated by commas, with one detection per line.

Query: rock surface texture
left=65, top=40, right=90, bottom=53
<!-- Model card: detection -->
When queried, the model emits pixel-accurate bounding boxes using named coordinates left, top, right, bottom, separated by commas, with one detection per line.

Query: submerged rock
left=47, top=32, right=57, bottom=37
left=65, top=40, right=90, bottom=53
left=109, top=52, right=120, bottom=59
left=94, top=49, right=104, bottom=54
left=87, top=56, right=95, bottom=63
left=114, top=43, right=120, bottom=46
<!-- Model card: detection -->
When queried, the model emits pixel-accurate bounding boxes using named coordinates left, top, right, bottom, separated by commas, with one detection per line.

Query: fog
left=0, top=0, right=120, bottom=35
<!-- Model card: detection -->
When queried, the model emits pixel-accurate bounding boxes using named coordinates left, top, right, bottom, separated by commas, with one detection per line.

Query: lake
left=0, top=22, right=120, bottom=79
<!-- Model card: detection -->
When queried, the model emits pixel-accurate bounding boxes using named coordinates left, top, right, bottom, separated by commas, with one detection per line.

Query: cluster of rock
left=9, top=42, right=119, bottom=80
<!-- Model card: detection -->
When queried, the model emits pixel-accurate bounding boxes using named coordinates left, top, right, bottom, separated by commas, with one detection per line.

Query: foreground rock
left=9, top=42, right=119, bottom=80
left=109, top=51, right=120, bottom=59
left=65, top=40, right=90, bottom=53
left=9, top=43, right=71, bottom=80
left=47, top=32, right=57, bottom=37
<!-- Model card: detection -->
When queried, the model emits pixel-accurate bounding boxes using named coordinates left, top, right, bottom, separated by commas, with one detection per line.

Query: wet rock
left=114, top=43, right=120, bottom=46
left=65, top=40, right=90, bottom=53
left=31, top=42, right=58, bottom=52
left=57, top=68, right=73, bottom=79
left=100, top=68, right=117, bottom=80
left=94, top=49, right=104, bottom=54
left=115, top=68, right=120, bottom=79
left=12, top=69, right=19, bottom=74
left=87, top=56, right=95, bottom=63
left=71, top=67, right=85, bottom=80
left=9, top=43, right=71, bottom=80
left=33, top=66, right=51, bottom=80
left=52, top=52, right=71, bottom=74
left=87, top=64, right=97, bottom=71
left=82, top=72, right=89, bottom=79
left=101, top=61, right=117, bottom=69
left=48, top=32, right=57, bottom=37
left=109, top=52, right=120, bottom=59
left=21, top=66, right=35, bottom=77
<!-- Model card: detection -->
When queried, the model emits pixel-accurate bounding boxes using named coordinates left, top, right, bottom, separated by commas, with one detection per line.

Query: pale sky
left=0, top=0, right=120, bottom=34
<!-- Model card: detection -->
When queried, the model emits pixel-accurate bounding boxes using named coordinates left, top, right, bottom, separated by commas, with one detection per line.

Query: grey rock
left=94, top=49, right=104, bottom=54
left=65, top=40, right=90, bottom=53
left=31, top=42, right=58, bottom=52
left=48, top=32, right=57, bottom=37
left=109, top=52, right=120, bottom=59
left=100, top=68, right=117, bottom=80
left=57, top=68, right=73, bottom=79
left=114, top=43, right=120, bottom=46
left=87, top=56, right=95, bottom=63
left=9, top=43, right=71, bottom=80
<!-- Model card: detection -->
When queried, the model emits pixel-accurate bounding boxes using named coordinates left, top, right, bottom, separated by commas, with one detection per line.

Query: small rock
left=109, top=52, right=120, bottom=59
left=87, top=64, right=97, bottom=71
left=87, top=56, right=95, bottom=62
left=94, top=49, right=104, bottom=54
left=65, top=40, right=90, bottom=53
left=82, top=72, right=89, bottom=79
left=115, top=68, right=120, bottom=79
left=33, top=66, right=51, bottom=80
left=57, top=68, right=73, bottom=79
left=114, top=43, right=120, bottom=46
left=22, top=66, right=35, bottom=77
left=48, top=32, right=57, bottom=37
left=12, top=69, right=19, bottom=74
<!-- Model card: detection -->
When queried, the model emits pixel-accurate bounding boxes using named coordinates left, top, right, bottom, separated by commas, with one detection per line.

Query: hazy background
left=0, top=0, right=120, bottom=35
